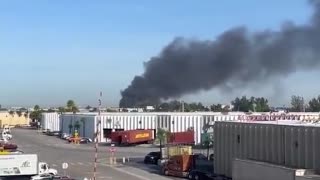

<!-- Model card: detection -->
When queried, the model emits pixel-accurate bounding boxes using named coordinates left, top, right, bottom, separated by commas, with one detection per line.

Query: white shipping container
left=0, top=154, right=38, bottom=176
left=214, top=121, right=320, bottom=178
left=41, top=113, right=60, bottom=131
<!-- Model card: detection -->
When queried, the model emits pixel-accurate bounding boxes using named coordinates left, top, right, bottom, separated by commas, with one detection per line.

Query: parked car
left=144, top=151, right=161, bottom=164
left=42, top=129, right=50, bottom=133
left=193, top=153, right=207, bottom=160
left=31, top=174, right=54, bottom=180
left=80, top=137, right=92, bottom=144
left=52, top=175, right=76, bottom=180
left=60, top=133, right=70, bottom=139
left=0, top=142, right=18, bottom=150
left=209, top=154, right=214, bottom=161
left=2, top=131, right=12, bottom=140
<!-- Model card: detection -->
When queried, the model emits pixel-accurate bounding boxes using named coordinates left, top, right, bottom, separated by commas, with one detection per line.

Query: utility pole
left=181, top=101, right=185, bottom=112
left=93, top=91, right=102, bottom=180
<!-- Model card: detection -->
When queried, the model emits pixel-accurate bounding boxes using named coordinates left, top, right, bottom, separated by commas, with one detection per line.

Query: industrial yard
left=3, top=0, right=320, bottom=179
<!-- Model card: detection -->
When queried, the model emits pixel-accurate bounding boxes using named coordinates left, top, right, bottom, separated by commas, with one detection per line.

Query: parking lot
left=10, top=128, right=215, bottom=179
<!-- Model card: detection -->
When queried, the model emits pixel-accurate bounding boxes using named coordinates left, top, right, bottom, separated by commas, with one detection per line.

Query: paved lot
left=10, top=128, right=176, bottom=180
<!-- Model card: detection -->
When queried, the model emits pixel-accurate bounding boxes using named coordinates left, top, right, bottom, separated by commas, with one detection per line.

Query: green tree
left=71, top=106, right=79, bottom=114
left=308, top=96, right=320, bottom=112
left=58, top=107, right=65, bottom=115
left=74, top=120, right=81, bottom=132
left=68, top=124, right=73, bottom=134
left=47, top=109, right=55, bottom=113
left=24, top=112, right=28, bottom=119
left=210, top=104, right=223, bottom=112
left=291, top=95, right=305, bottom=112
left=9, top=111, right=15, bottom=117
left=80, top=118, right=86, bottom=137
left=34, top=105, right=40, bottom=111
left=66, top=100, right=79, bottom=114
left=67, top=100, right=75, bottom=110
left=157, top=128, right=168, bottom=158
left=232, top=96, right=254, bottom=112
left=85, top=105, right=92, bottom=110
left=254, top=97, right=270, bottom=112
left=16, top=111, right=22, bottom=117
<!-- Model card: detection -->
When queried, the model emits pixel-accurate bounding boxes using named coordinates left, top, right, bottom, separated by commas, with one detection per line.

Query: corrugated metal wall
left=60, top=114, right=96, bottom=140
left=53, top=112, right=246, bottom=144
left=214, top=122, right=320, bottom=178
left=41, top=113, right=60, bottom=131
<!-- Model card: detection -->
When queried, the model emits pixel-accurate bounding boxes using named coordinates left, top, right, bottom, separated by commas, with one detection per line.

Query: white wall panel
left=41, top=113, right=60, bottom=131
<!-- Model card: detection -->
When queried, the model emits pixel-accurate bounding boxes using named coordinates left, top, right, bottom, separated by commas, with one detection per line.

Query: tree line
left=152, top=95, right=320, bottom=112
left=27, top=94, right=320, bottom=123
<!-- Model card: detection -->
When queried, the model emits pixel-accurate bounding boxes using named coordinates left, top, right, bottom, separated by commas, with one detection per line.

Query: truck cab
left=38, top=162, right=57, bottom=175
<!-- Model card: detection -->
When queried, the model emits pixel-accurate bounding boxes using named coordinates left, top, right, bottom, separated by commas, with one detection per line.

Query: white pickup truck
left=0, top=154, right=57, bottom=177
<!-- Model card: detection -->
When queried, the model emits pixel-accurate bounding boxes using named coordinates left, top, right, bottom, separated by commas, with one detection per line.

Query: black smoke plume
left=120, top=0, right=320, bottom=107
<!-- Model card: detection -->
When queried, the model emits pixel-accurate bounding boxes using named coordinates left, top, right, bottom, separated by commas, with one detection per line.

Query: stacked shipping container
left=214, top=121, right=320, bottom=178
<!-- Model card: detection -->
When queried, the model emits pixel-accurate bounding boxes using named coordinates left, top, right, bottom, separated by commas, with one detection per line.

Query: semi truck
left=111, top=129, right=154, bottom=145
left=161, top=154, right=214, bottom=179
left=0, top=154, right=57, bottom=177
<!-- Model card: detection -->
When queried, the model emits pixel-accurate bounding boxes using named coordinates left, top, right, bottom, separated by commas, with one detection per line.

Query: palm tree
left=74, top=121, right=81, bottom=132
left=80, top=118, right=86, bottom=137
left=34, top=105, right=40, bottom=111
left=16, top=111, right=22, bottom=117
left=9, top=111, right=15, bottom=117
left=58, top=107, right=65, bottom=132
left=157, top=128, right=168, bottom=158
left=68, top=124, right=73, bottom=134
left=58, top=107, right=65, bottom=115
left=24, top=112, right=28, bottom=119
left=71, top=106, right=79, bottom=114
left=67, top=100, right=75, bottom=112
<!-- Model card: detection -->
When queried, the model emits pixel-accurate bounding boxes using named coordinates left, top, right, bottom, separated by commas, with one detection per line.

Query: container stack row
left=214, top=121, right=320, bottom=178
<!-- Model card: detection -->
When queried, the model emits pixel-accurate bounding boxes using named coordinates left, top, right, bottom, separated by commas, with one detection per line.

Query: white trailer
left=0, top=154, right=38, bottom=176
left=0, top=154, right=57, bottom=177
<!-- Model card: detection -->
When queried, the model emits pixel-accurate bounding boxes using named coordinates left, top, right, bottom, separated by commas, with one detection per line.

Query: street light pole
left=93, top=91, right=102, bottom=180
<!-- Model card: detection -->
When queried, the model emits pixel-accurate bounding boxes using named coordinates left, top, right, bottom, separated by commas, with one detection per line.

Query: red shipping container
left=167, top=131, right=195, bottom=145
left=110, top=131, right=122, bottom=143
left=111, top=130, right=154, bottom=144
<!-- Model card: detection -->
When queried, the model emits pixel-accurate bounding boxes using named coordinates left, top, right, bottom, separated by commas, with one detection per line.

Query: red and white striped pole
left=93, top=92, right=102, bottom=180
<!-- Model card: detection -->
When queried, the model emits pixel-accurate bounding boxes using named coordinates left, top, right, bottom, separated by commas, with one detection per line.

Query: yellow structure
left=0, top=112, right=30, bottom=128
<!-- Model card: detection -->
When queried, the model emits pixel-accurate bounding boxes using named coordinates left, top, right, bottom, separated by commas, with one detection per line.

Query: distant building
left=0, top=111, right=30, bottom=128
left=145, top=106, right=155, bottom=111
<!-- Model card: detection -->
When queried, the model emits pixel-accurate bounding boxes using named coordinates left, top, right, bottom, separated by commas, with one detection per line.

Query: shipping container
left=232, top=159, right=296, bottom=180
left=162, top=145, right=193, bottom=158
left=214, top=121, right=320, bottom=178
left=41, top=113, right=60, bottom=131
left=111, top=129, right=154, bottom=144
left=167, top=131, right=195, bottom=144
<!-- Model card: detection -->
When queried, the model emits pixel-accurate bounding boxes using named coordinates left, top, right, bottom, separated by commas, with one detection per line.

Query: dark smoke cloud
left=120, top=1, right=320, bottom=107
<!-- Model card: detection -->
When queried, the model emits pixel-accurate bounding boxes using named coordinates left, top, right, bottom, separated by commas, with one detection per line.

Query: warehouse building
left=214, top=120, right=320, bottom=178
left=0, top=111, right=30, bottom=128
left=55, top=112, right=243, bottom=144
left=41, top=111, right=320, bottom=145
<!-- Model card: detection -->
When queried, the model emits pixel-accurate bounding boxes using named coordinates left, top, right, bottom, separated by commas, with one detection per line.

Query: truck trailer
left=0, top=154, right=57, bottom=178
left=111, top=129, right=154, bottom=145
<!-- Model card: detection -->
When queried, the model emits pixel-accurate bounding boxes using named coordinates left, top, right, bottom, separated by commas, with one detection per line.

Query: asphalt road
left=10, top=128, right=176, bottom=180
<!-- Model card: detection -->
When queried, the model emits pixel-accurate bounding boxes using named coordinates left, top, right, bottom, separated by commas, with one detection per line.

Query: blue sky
left=0, top=0, right=317, bottom=107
